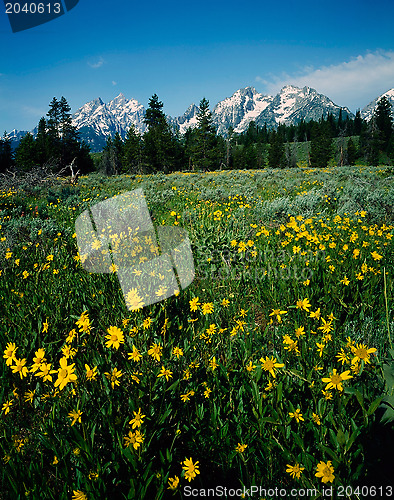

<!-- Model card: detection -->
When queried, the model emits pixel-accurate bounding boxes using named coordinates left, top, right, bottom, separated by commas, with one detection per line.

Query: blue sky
left=1, top=0, right=394, bottom=133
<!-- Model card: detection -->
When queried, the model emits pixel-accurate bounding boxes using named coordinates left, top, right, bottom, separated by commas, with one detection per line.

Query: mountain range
left=9, top=85, right=394, bottom=152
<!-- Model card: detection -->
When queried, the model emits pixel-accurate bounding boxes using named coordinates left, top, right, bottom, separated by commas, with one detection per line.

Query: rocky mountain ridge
left=8, top=86, right=394, bottom=152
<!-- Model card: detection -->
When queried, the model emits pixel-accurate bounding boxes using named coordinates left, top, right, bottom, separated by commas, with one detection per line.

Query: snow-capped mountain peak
left=9, top=84, right=365, bottom=152
left=71, top=94, right=146, bottom=148
left=212, top=87, right=273, bottom=134
left=172, top=103, right=200, bottom=134
left=361, top=88, right=394, bottom=121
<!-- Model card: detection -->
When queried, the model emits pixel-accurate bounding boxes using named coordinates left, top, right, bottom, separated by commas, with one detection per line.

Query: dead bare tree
left=0, top=158, right=62, bottom=191
left=57, top=157, right=80, bottom=186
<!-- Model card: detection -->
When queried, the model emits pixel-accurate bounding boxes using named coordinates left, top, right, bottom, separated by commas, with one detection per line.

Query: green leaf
left=261, top=417, right=279, bottom=424
left=336, top=428, right=346, bottom=447
left=291, top=430, right=305, bottom=451
left=345, top=428, right=361, bottom=453
left=367, top=397, right=383, bottom=417
left=345, top=387, right=365, bottom=411
left=380, top=395, right=394, bottom=424
left=319, top=444, right=340, bottom=464
left=166, top=379, right=180, bottom=392
left=276, top=381, right=283, bottom=403
left=383, top=361, right=394, bottom=390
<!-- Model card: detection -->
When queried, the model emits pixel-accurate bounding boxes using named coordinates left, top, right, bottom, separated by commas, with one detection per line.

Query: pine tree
left=337, top=108, right=344, bottom=133
left=15, top=133, right=36, bottom=171
left=309, top=121, right=333, bottom=168
left=374, top=96, right=393, bottom=151
left=364, top=118, right=382, bottom=166
left=59, top=96, right=82, bottom=167
left=123, top=126, right=142, bottom=173
left=188, top=98, right=223, bottom=171
left=268, top=130, right=285, bottom=168
left=354, top=110, right=363, bottom=135
left=346, top=137, right=357, bottom=165
left=0, top=132, right=14, bottom=172
left=100, top=136, right=118, bottom=176
left=243, top=144, right=259, bottom=169
left=46, top=97, right=62, bottom=162
left=35, top=117, right=49, bottom=166
left=112, top=132, right=124, bottom=175
left=144, top=94, right=167, bottom=129
left=224, top=126, right=235, bottom=169
left=59, top=97, right=75, bottom=139
left=143, top=94, right=177, bottom=173
left=45, top=97, right=93, bottom=173
left=244, top=121, right=258, bottom=147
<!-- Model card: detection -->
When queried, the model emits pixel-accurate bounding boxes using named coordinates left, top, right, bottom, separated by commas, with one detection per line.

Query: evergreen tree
left=337, top=108, right=344, bottom=133
left=45, top=96, right=93, bottom=173
left=346, top=137, right=357, bottom=165
left=224, top=126, right=234, bottom=169
left=144, top=94, right=168, bottom=129
left=112, top=132, right=124, bottom=174
left=0, top=132, right=14, bottom=172
left=354, top=110, right=363, bottom=135
left=244, top=121, right=259, bottom=146
left=343, top=115, right=354, bottom=136
left=188, top=98, right=223, bottom=171
left=59, top=97, right=75, bottom=138
left=259, top=123, right=269, bottom=144
left=388, top=134, right=394, bottom=162
left=243, top=144, right=259, bottom=169
left=326, top=112, right=337, bottom=137
left=309, top=121, right=333, bottom=168
left=101, top=136, right=118, bottom=176
left=76, top=142, right=94, bottom=174
left=59, top=96, right=80, bottom=167
left=123, top=126, right=142, bottom=173
left=15, top=133, right=36, bottom=171
left=143, top=94, right=177, bottom=173
left=35, top=117, right=49, bottom=166
left=374, top=96, right=393, bottom=151
left=268, top=130, right=285, bottom=168
left=336, top=127, right=347, bottom=167
left=285, top=124, right=296, bottom=143
left=231, top=145, right=244, bottom=170
left=297, top=119, right=308, bottom=142
left=46, top=97, right=62, bottom=162
left=364, top=118, right=382, bottom=166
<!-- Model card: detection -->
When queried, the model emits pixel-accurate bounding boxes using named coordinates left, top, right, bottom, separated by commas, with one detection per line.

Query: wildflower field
left=1, top=165, right=394, bottom=499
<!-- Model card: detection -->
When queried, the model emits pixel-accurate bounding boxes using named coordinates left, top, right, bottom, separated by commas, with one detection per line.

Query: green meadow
left=0, top=165, right=393, bottom=499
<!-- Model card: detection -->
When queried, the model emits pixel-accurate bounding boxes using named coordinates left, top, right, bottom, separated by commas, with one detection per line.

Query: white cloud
left=88, top=56, right=105, bottom=69
left=112, top=80, right=117, bottom=86
left=257, top=50, right=394, bottom=111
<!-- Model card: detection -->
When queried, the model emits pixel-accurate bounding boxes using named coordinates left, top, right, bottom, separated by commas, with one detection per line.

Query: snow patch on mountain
left=361, top=88, right=394, bottom=122
left=213, top=87, right=273, bottom=135
left=172, top=103, right=200, bottom=134
left=9, top=85, right=378, bottom=153
left=72, top=94, right=146, bottom=140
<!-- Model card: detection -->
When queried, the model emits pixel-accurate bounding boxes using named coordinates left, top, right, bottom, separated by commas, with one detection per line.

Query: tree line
left=1, top=94, right=393, bottom=174
left=100, top=95, right=226, bottom=175
left=231, top=97, right=394, bottom=169
left=0, top=96, right=93, bottom=174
